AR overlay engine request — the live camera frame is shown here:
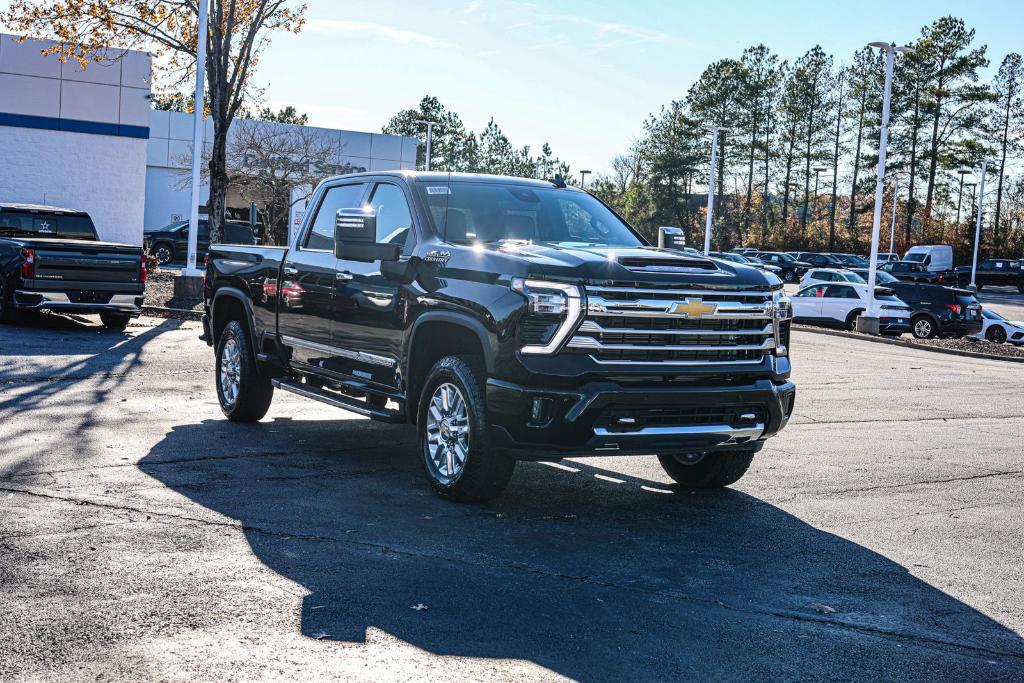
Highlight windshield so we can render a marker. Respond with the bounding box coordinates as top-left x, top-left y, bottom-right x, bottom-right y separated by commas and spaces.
904, 252, 928, 263
766, 252, 796, 262
844, 272, 867, 284
873, 271, 898, 283
415, 181, 643, 247
982, 309, 1005, 321
0, 212, 97, 240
